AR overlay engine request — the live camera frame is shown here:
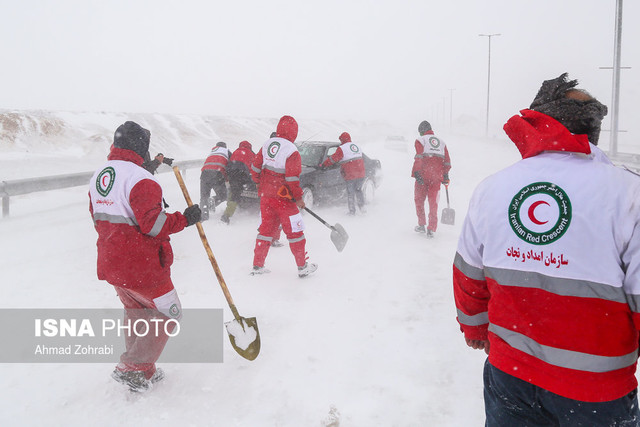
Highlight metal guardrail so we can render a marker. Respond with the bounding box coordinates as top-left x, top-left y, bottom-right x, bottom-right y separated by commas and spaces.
1, 159, 203, 218
609, 152, 640, 174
